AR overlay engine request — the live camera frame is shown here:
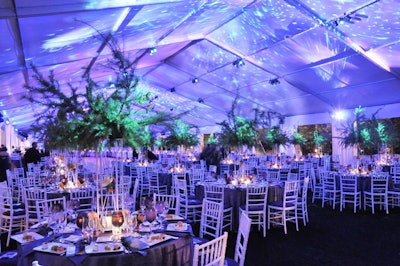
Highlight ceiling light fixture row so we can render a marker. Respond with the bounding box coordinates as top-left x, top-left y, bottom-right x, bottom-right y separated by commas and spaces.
148, 47, 157, 55
269, 78, 280, 85
232, 58, 245, 68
